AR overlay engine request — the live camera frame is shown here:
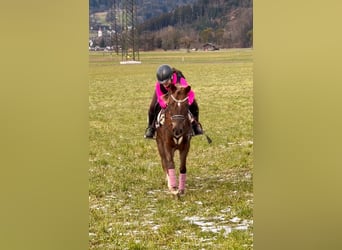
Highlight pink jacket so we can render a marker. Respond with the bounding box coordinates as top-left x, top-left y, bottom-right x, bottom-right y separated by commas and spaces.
155, 72, 195, 109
